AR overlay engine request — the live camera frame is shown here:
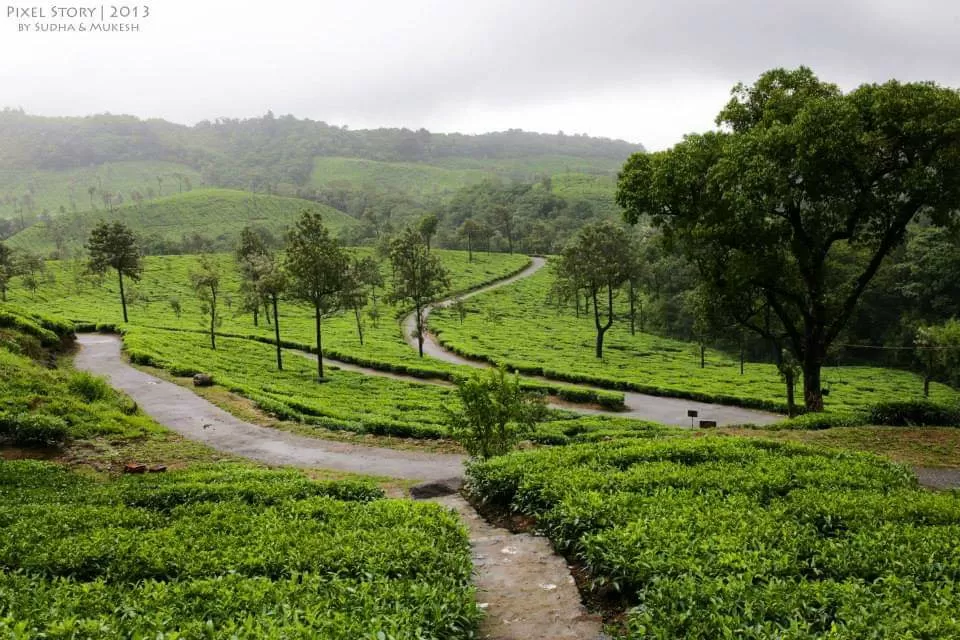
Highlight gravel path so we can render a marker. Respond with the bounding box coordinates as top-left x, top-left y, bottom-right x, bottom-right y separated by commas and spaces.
403, 256, 781, 427
914, 467, 960, 490
74, 334, 465, 481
